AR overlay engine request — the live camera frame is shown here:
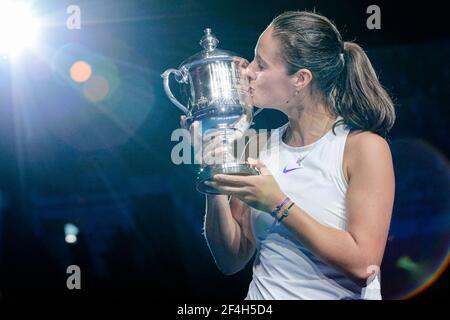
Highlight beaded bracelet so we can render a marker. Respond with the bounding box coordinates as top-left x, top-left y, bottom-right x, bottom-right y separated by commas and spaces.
277, 201, 295, 224
270, 197, 291, 218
